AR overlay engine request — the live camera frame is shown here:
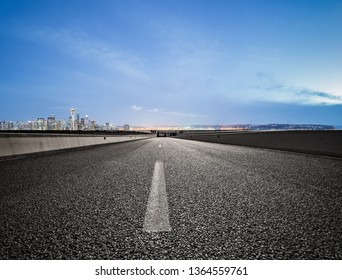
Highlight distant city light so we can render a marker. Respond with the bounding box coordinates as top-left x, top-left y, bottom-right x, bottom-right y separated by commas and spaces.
0, 109, 336, 133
